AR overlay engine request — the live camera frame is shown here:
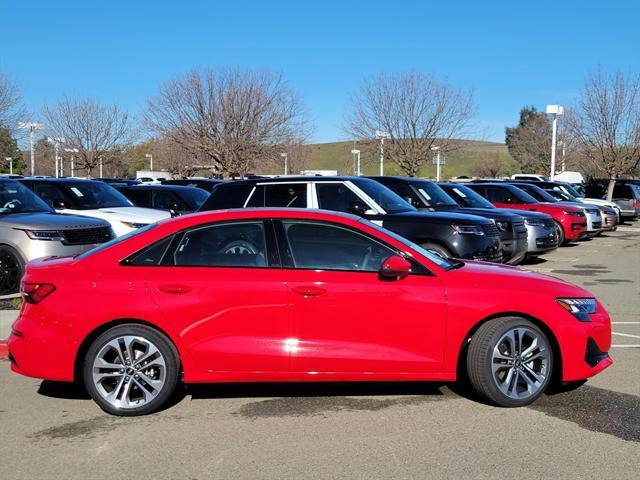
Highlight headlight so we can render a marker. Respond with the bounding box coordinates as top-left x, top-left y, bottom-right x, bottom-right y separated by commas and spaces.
121, 221, 148, 229
563, 210, 584, 217
451, 224, 484, 235
556, 297, 597, 322
23, 230, 62, 241
524, 217, 544, 226
495, 220, 508, 232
